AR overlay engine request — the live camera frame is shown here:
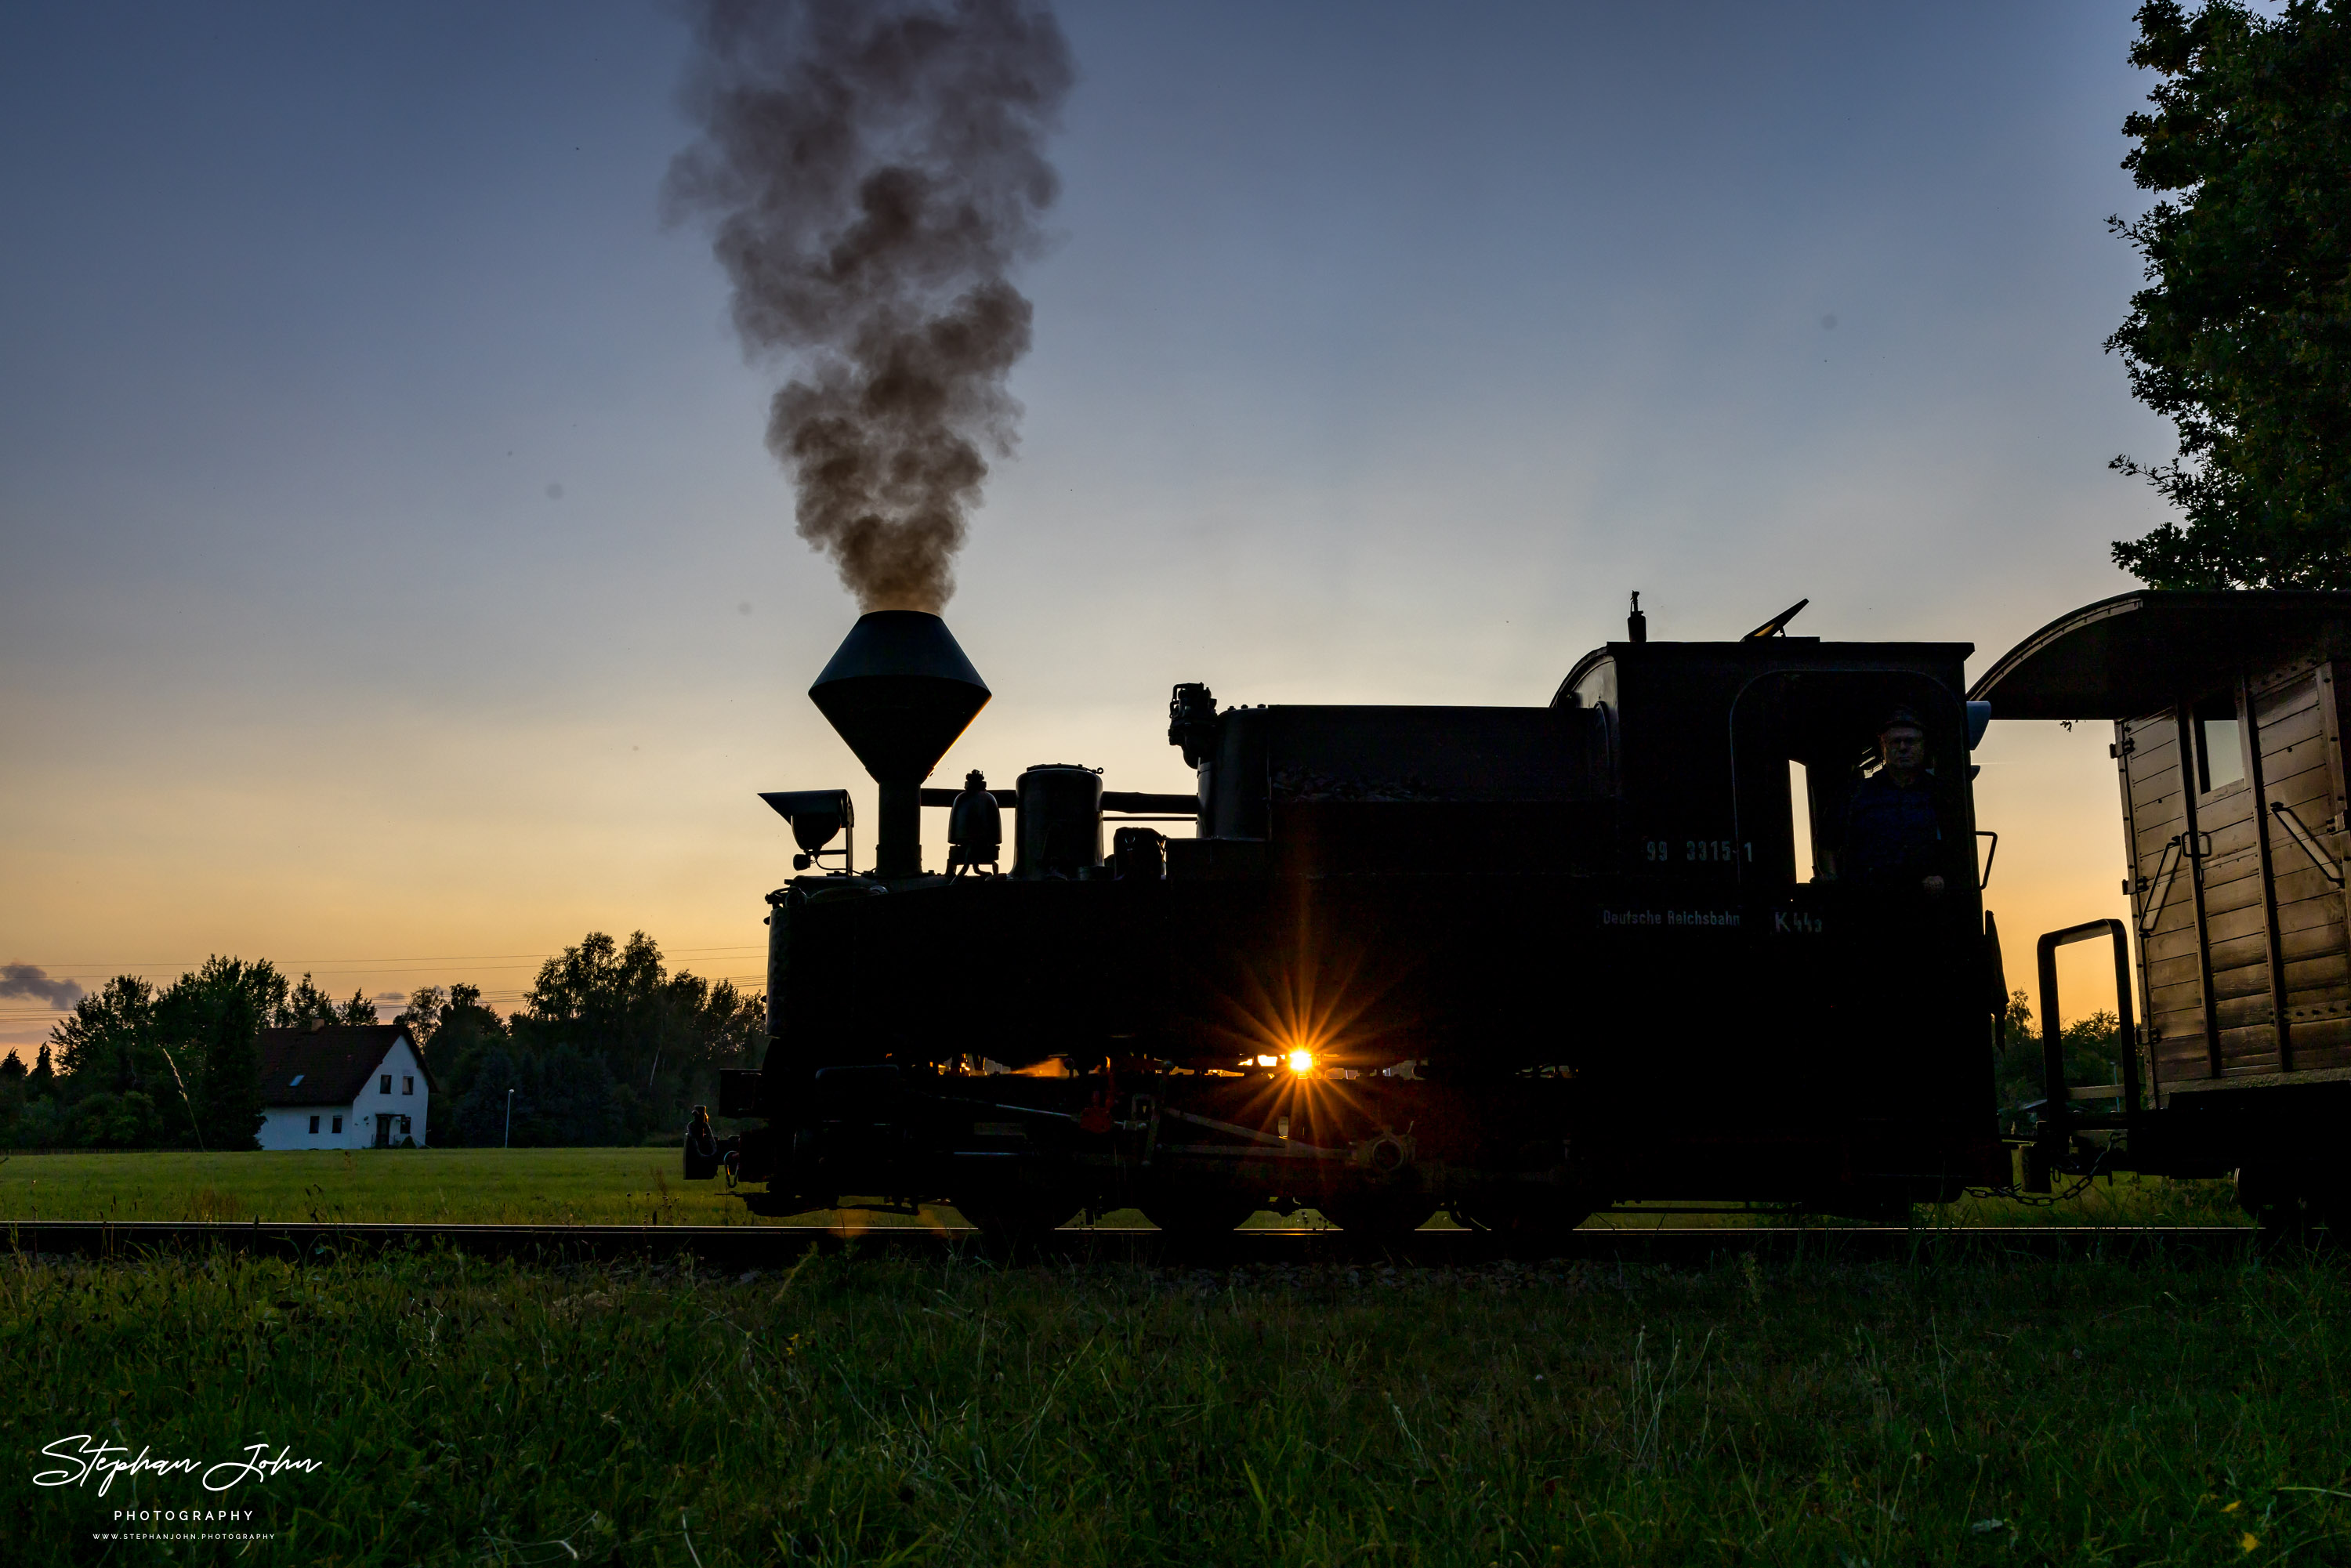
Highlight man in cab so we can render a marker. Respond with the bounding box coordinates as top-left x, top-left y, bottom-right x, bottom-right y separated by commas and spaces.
1835, 706, 1952, 896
